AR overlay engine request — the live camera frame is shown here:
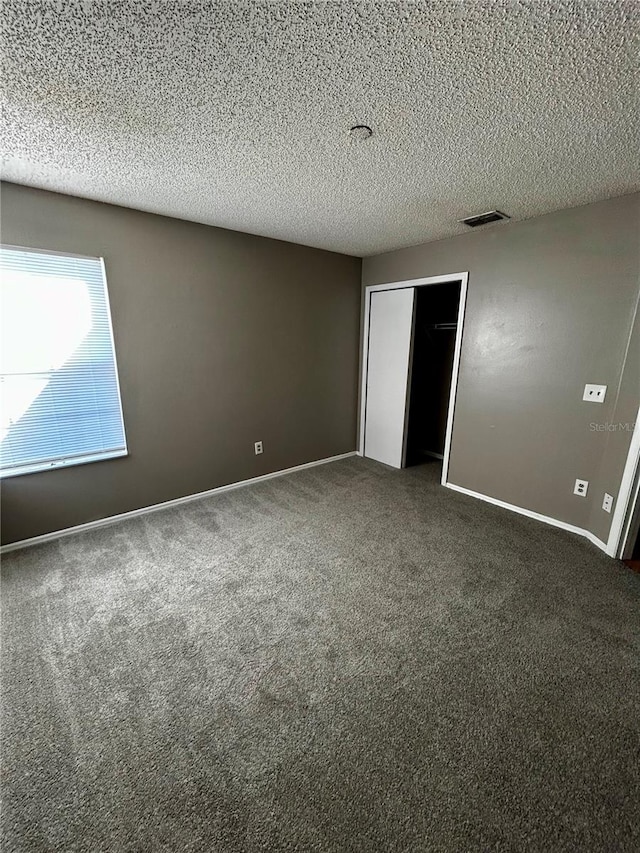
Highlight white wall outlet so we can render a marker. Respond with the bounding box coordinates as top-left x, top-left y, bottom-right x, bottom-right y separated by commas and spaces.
602, 493, 614, 513
582, 384, 607, 403
254, 440, 263, 455
573, 479, 589, 497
